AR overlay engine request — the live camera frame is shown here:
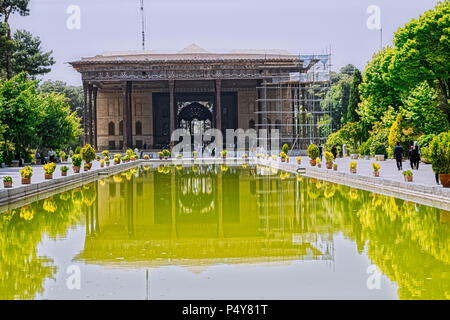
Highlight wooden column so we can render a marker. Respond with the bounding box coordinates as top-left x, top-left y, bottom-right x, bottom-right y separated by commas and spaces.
215, 79, 222, 131
83, 82, 88, 145
88, 83, 93, 146
93, 87, 98, 150
122, 81, 133, 150
169, 80, 175, 148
